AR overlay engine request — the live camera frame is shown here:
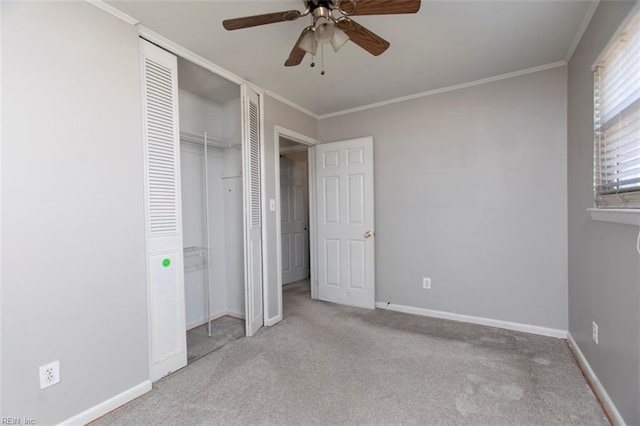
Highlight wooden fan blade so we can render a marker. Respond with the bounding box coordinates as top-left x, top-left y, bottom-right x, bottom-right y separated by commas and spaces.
340, 0, 421, 16
285, 28, 311, 67
337, 19, 390, 56
223, 10, 301, 30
